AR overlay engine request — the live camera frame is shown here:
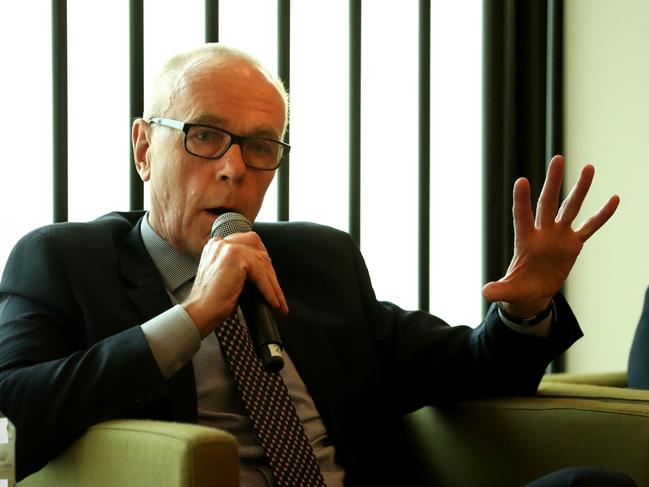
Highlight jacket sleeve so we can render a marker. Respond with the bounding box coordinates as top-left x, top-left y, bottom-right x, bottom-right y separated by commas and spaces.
342, 228, 584, 413
0, 226, 170, 480
268, 222, 584, 415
